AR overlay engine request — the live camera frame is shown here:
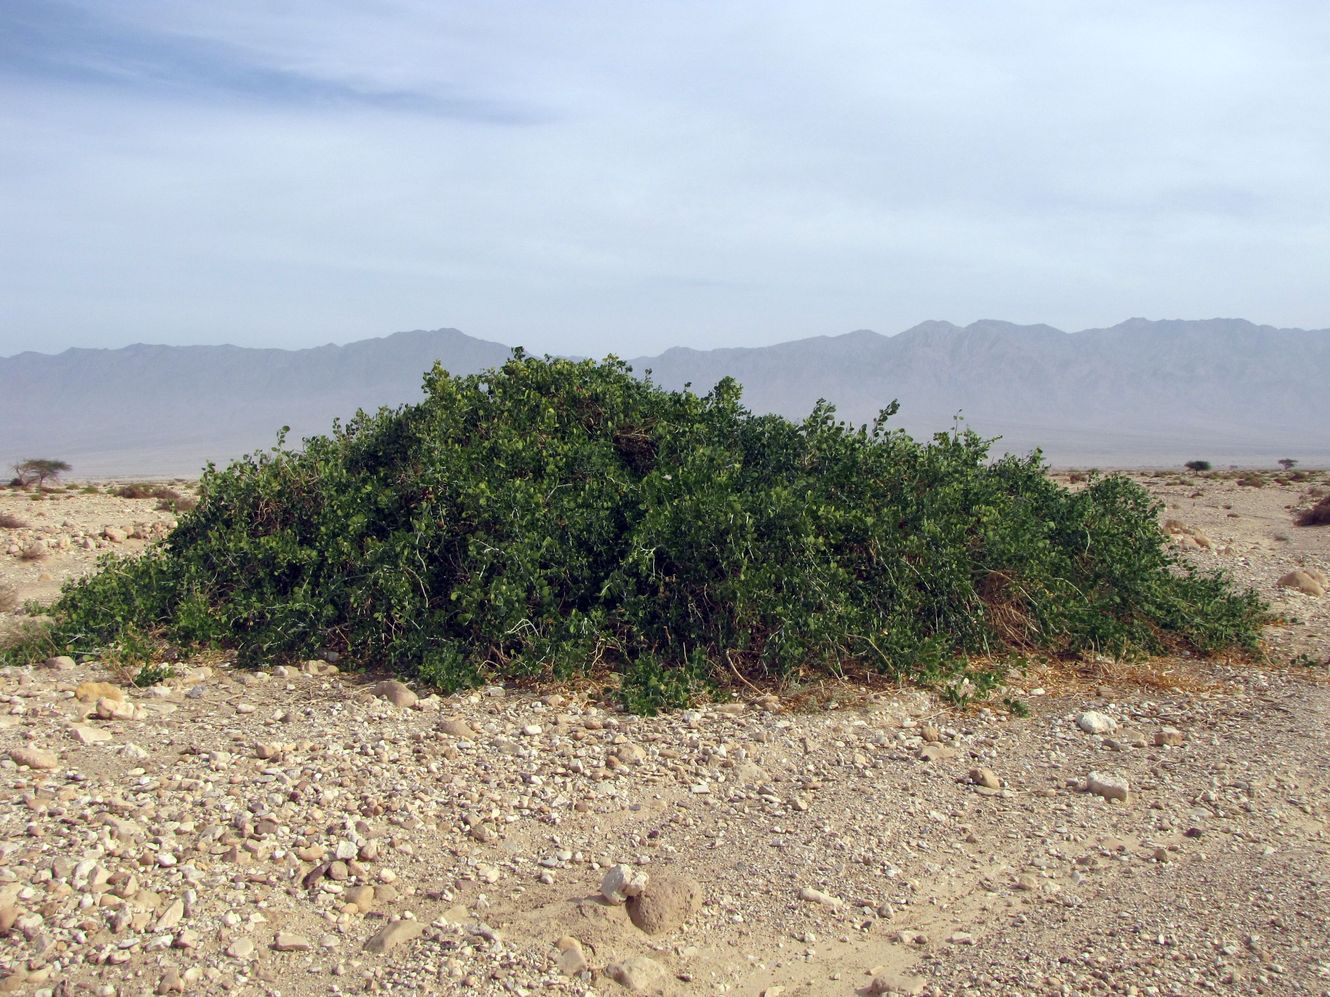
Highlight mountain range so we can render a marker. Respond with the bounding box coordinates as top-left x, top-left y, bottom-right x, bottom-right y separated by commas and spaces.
3, 318, 1327, 476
